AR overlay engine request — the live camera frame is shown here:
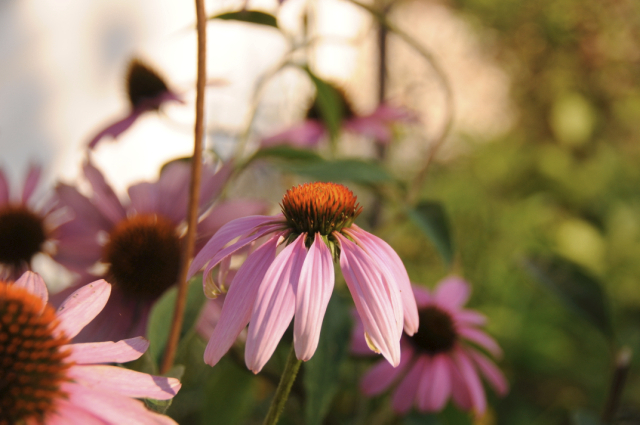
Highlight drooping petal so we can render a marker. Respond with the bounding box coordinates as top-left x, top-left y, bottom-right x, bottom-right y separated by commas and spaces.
447, 354, 473, 411
245, 235, 307, 373
294, 233, 335, 361
453, 347, 487, 414
203, 236, 278, 367
360, 343, 413, 396
65, 337, 149, 365
47, 398, 106, 425
14, 271, 48, 304
434, 276, 471, 310
88, 109, 145, 150
55, 184, 113, 233
369, 104, 419, 123
56, 280, 111, 339
188, 215, 283, 278
196, 297, 225, 340
466, 347, 509, 396
196, 199, 270, 250
391, 356, 426, 414
458, 327, 503, 359
343, 116, 392, 142
155, 161, 192, 225
198, 162, 234, 212
336, 233, 402, 366
261, 120, 326, 148
21, 163, 41, 204
349, 226, 419, 335
128, 182, 159, 215
62, 382, 178, 425
83, 161, 126, 225
349, 310, 376, 357
0, 168, 9, 205
67, 365, 181, 400
455, 310, 487, 327
417, 353, 451, 412
411, 285, 432, 307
